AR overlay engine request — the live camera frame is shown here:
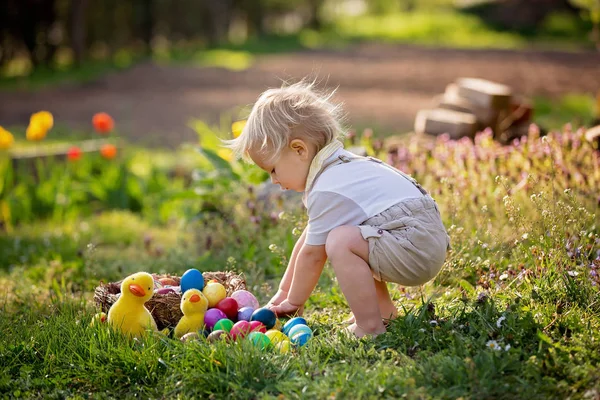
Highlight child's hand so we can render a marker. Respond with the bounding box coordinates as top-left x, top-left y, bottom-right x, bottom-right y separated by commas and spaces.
268, 299, 304, 318
266, 289, 288, 307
